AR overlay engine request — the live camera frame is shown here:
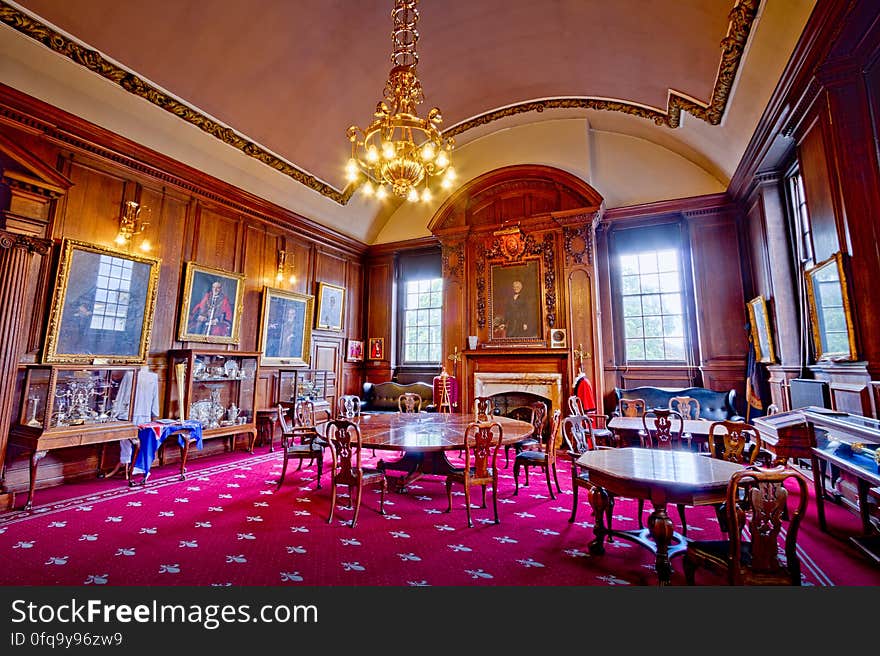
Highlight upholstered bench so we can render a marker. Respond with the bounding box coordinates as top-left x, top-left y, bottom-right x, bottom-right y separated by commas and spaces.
362, 381, 437, 413
614, 386, 743, 422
